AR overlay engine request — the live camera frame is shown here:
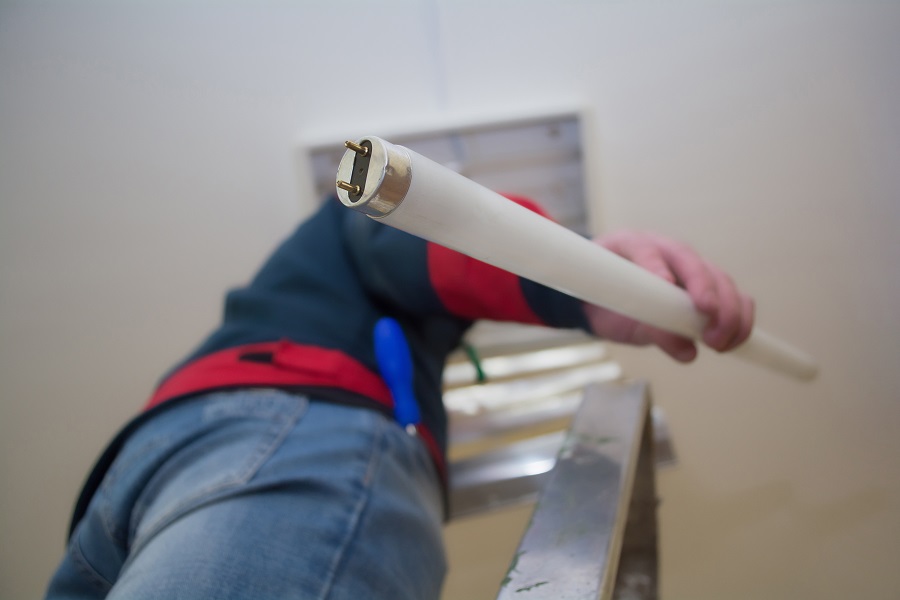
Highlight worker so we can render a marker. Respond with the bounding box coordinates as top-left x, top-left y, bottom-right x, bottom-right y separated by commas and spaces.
45, 194, 753, 600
